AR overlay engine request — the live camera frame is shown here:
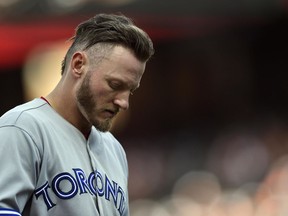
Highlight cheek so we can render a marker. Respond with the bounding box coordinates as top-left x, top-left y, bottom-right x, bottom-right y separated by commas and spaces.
89, 77, 114, 102
91, 85, 114, 102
